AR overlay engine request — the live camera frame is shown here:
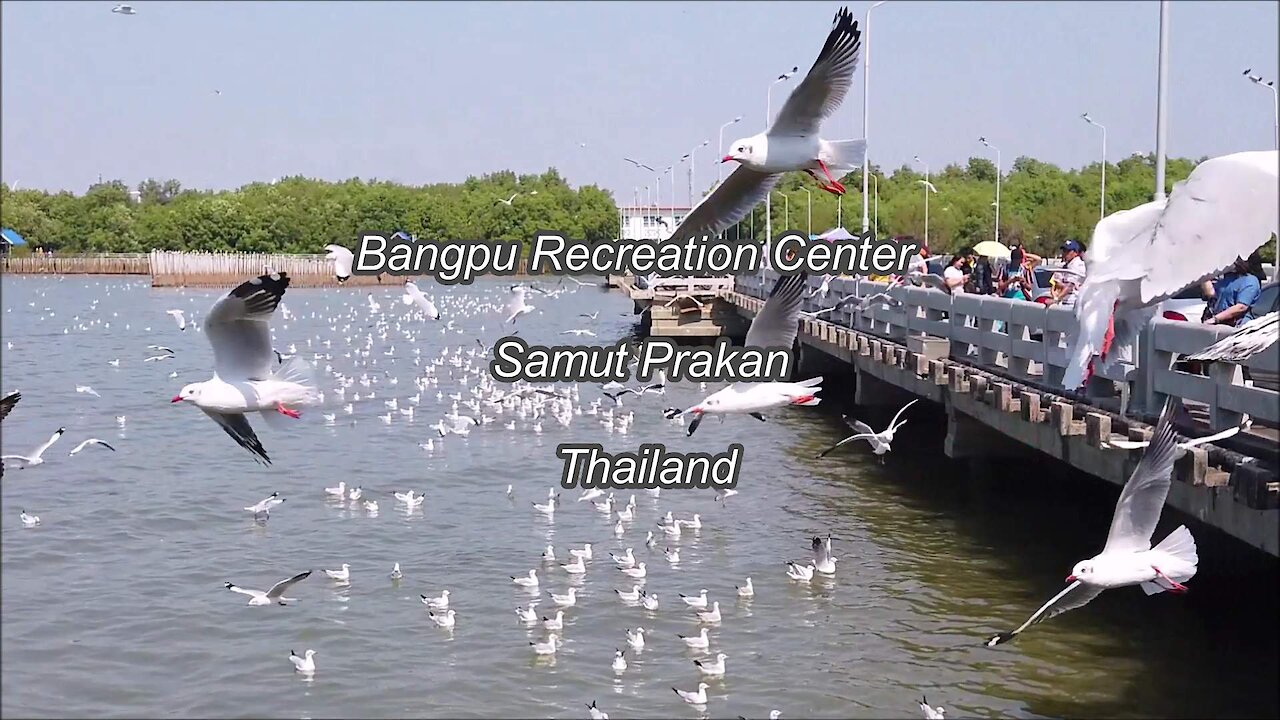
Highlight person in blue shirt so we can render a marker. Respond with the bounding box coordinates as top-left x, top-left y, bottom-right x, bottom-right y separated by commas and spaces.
1202, 251, 1265, 327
